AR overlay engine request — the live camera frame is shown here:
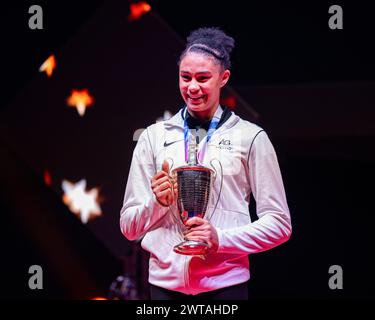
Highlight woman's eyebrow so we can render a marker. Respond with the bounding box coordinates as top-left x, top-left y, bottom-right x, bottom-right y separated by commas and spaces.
180, 71, 212, 75
196, 71, 211, 75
